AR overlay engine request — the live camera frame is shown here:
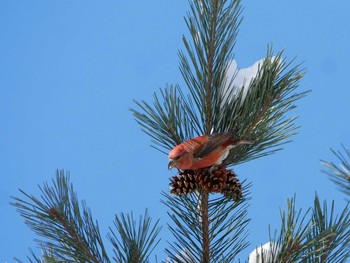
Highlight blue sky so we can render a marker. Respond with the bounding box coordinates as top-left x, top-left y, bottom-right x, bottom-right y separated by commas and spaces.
1, 0, 350, 261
